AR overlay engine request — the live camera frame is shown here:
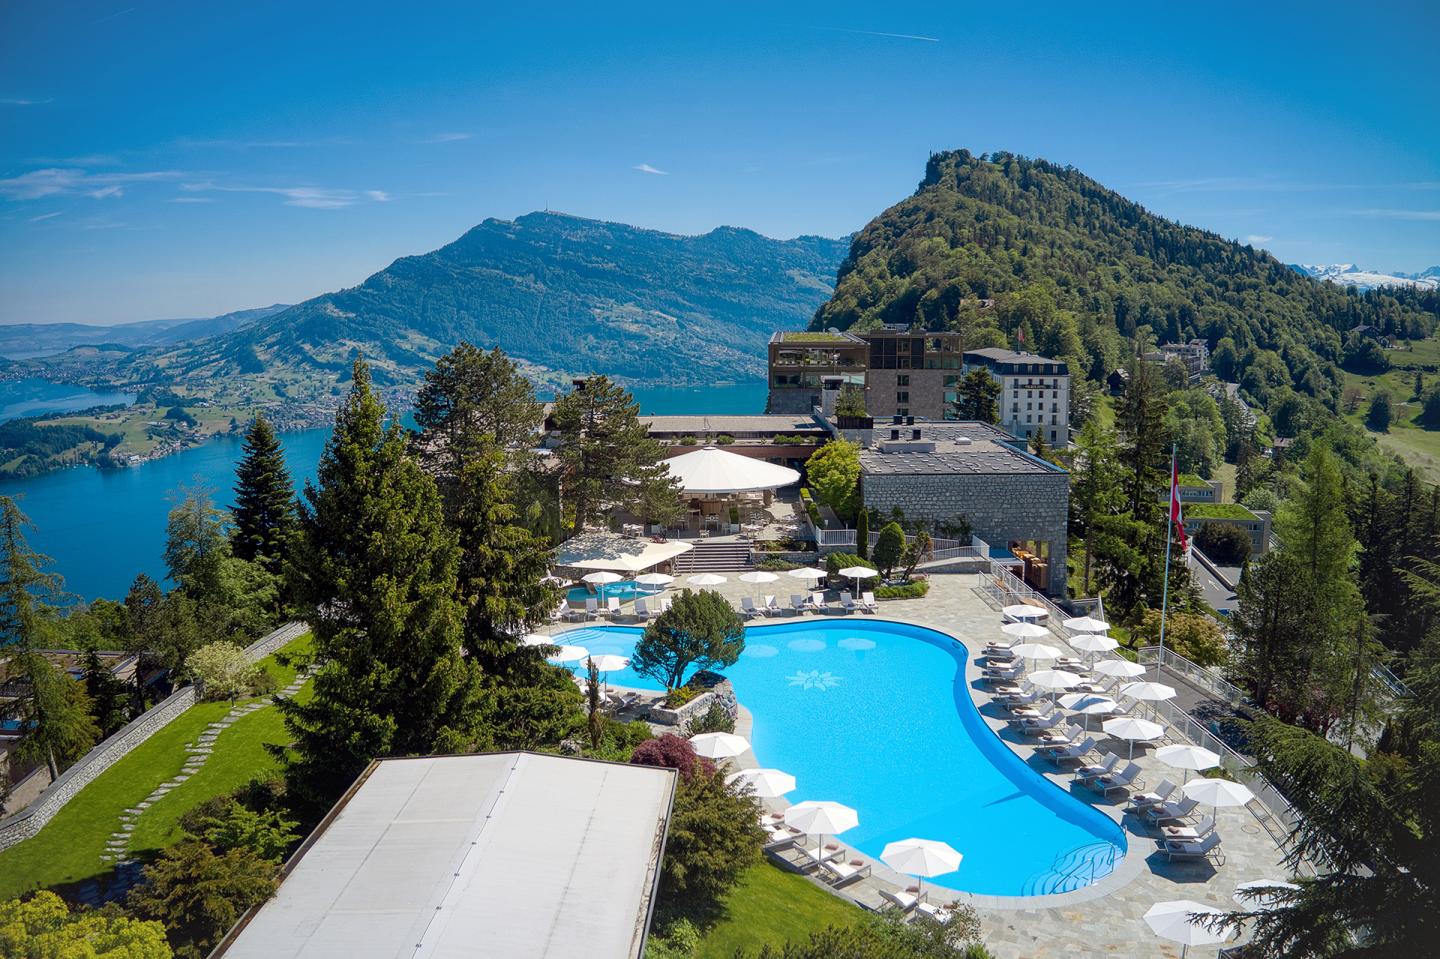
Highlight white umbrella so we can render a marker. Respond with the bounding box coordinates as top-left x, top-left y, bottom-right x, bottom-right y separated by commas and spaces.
689, 573, 728, 587
541, 574, 572, 586
1028, 669, 1080, 700
1233, 879, 1300, 911
1093, 658, 1147, 679
1155, 744, 1221, 783
787, 567, 828, 582
1002, 604, 1046, 621
784, 800, 859, 860
1144, 900, 1229, 958
738, 570, 780, 584
546, 644, 590, 664
1059, 693, 1121, 730
1009, 642, 1061, 662
520, 632, 554, 647
583, 569, 623, 603
1183, 778, 1256, 808
880, 837, 963, 899
725, 767, 796, 798
1069, 634, 1119, 657
664, 445, 801, 494
585, 654, 630, 672
1001, 621, 1049, 640
837, 564, 878, 596
634, 572, 674, 589
688, 732, 750, 760
1119, 681, 1178, 702
1103, 716, 1164, 758
1063, 615, 1110, 633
